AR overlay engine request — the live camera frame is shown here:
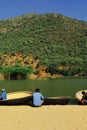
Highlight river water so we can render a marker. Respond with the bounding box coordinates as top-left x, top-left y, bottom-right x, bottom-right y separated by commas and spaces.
0, 77, 87, 99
